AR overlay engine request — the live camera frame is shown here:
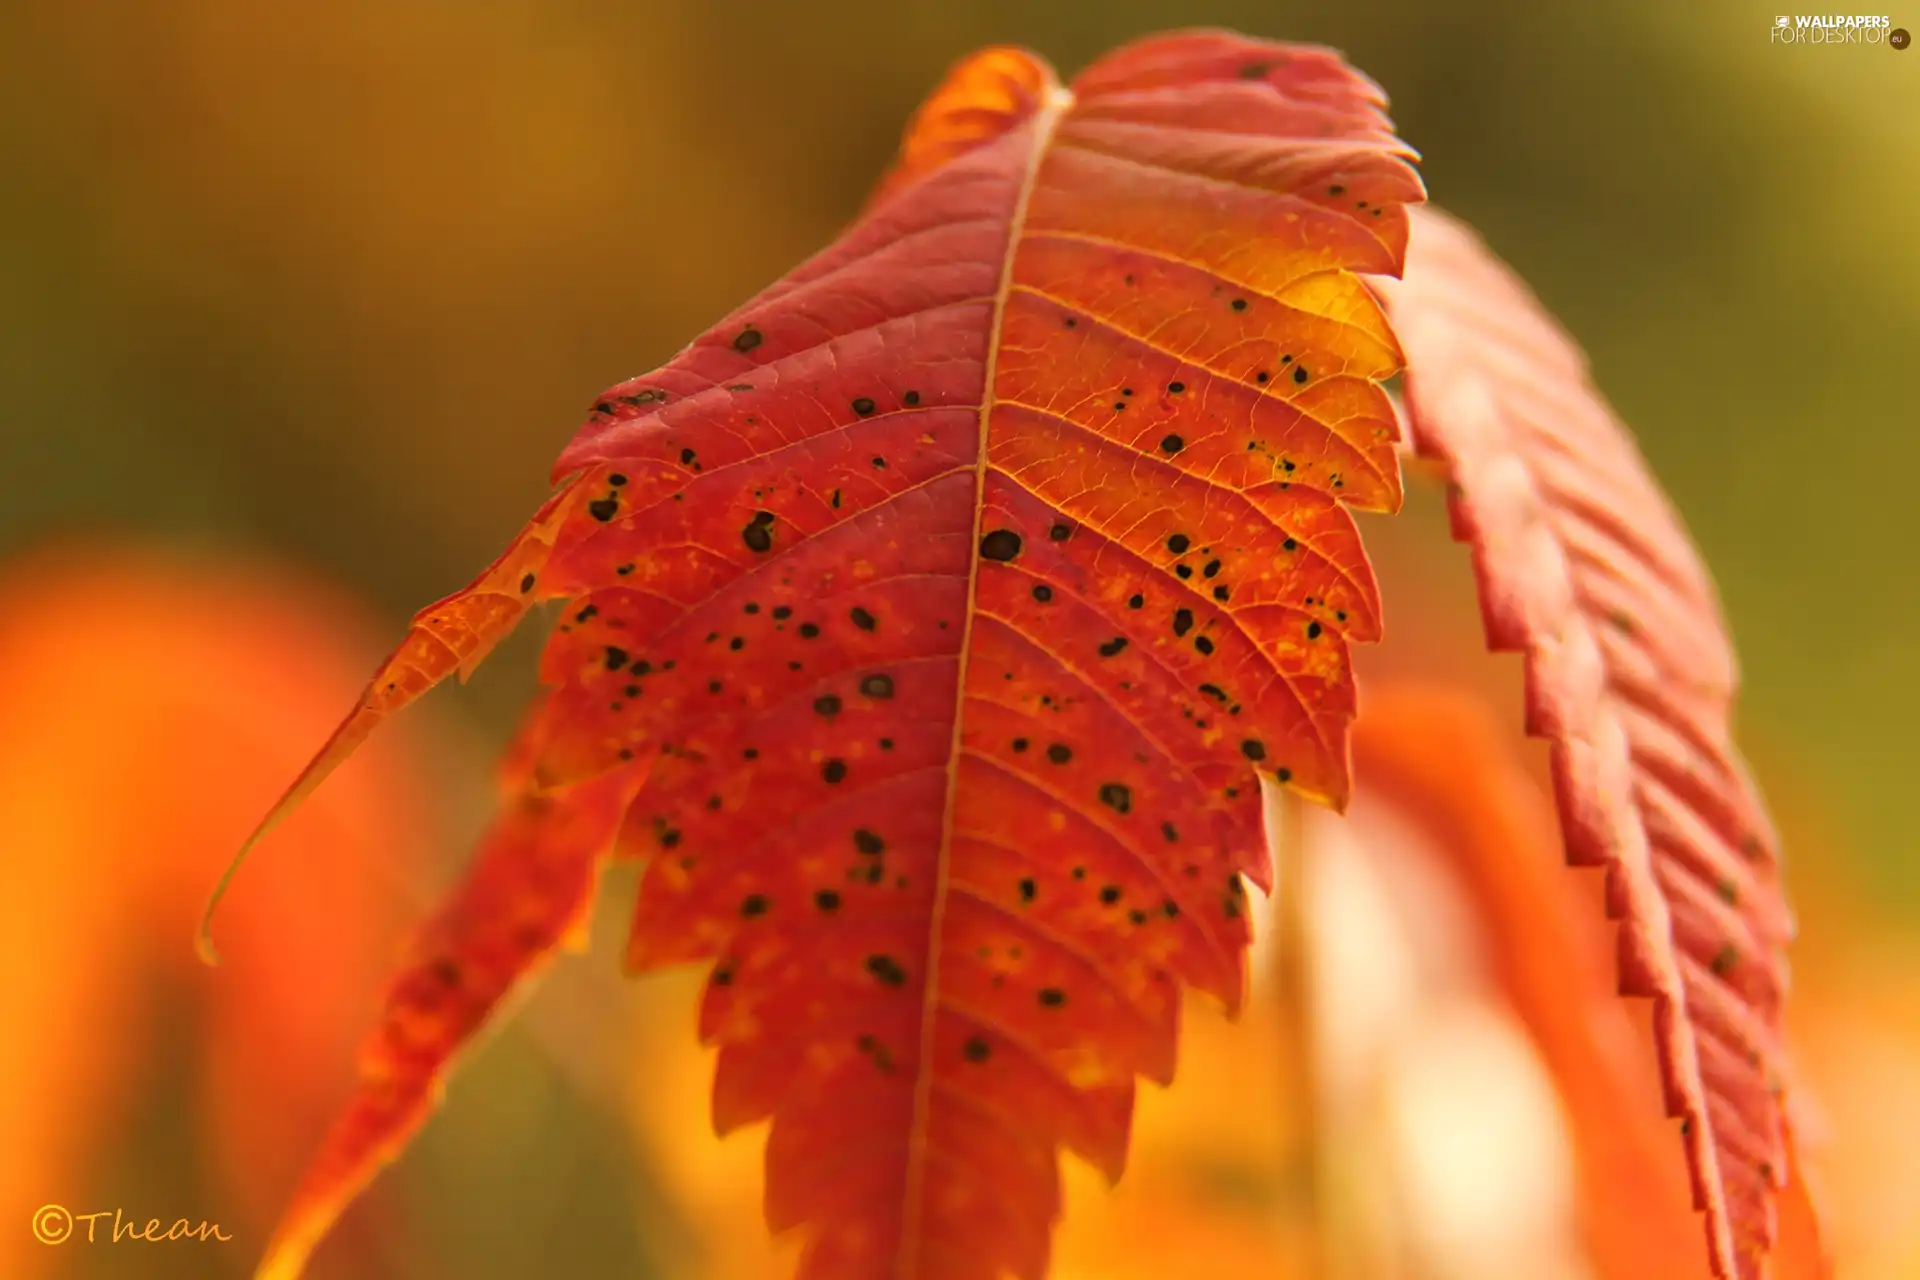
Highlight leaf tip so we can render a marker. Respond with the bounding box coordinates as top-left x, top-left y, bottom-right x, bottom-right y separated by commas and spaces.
195, 829, 262, 968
